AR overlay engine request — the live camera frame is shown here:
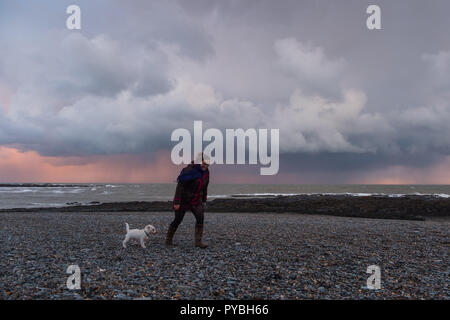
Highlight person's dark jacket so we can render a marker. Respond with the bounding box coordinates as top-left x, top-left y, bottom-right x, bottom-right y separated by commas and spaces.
173, 163, 209, 207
